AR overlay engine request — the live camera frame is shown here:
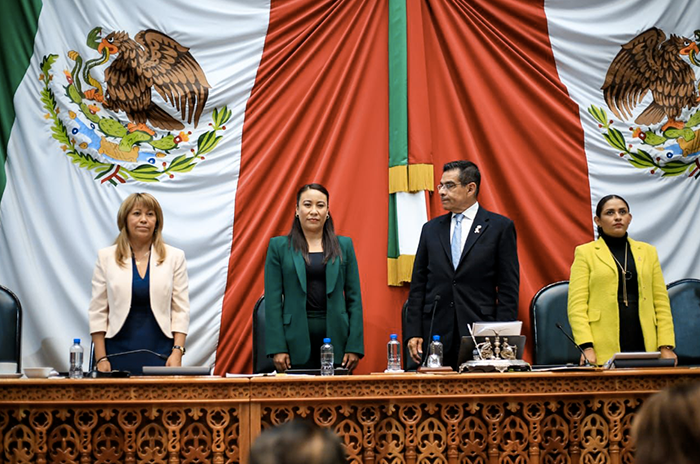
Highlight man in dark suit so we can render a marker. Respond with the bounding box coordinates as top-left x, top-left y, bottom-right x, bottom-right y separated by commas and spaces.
405, 160, 519, 369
